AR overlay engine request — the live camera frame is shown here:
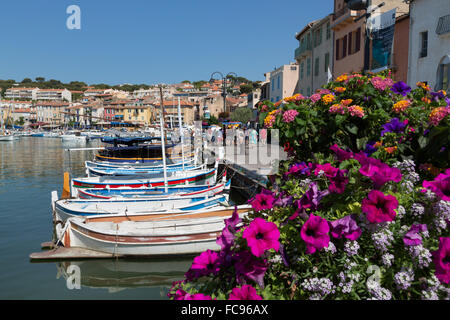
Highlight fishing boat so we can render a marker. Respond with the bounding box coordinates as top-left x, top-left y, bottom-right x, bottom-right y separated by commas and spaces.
71, 167, 217, 197
61, 131, 88, 142
84, 158, 196, 170
85, 162, 205, 177
55, 206, 251, 256
0, 134, 14, 141
77, 179, 229, 200
53, 192, 229, 222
